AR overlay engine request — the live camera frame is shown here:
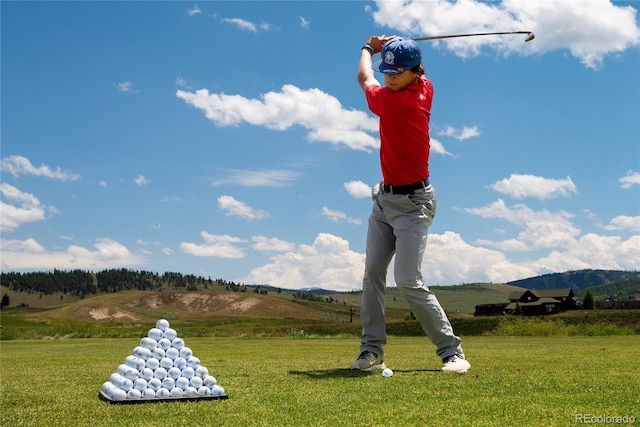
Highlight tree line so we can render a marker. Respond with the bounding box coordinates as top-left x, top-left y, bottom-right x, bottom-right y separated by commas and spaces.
0, 269, 232, 297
